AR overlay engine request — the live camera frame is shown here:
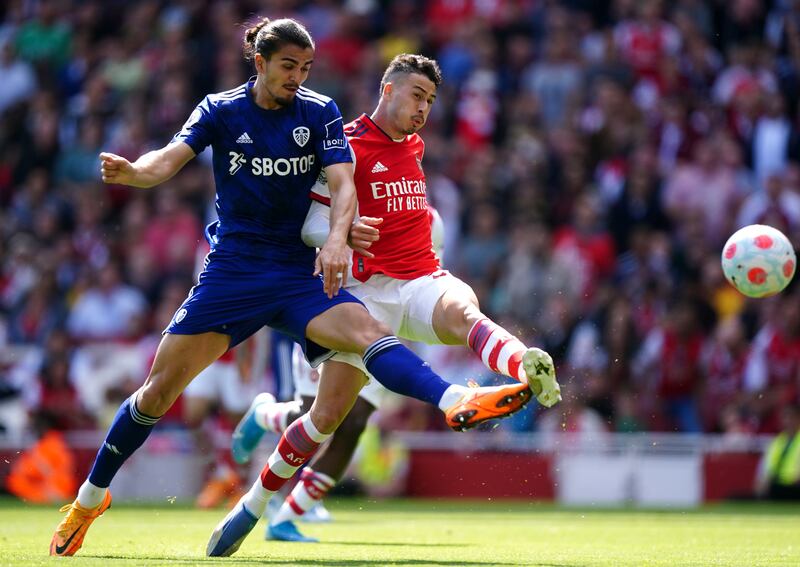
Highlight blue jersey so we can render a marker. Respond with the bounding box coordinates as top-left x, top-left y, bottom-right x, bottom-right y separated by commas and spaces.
172, 79, 352, 265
